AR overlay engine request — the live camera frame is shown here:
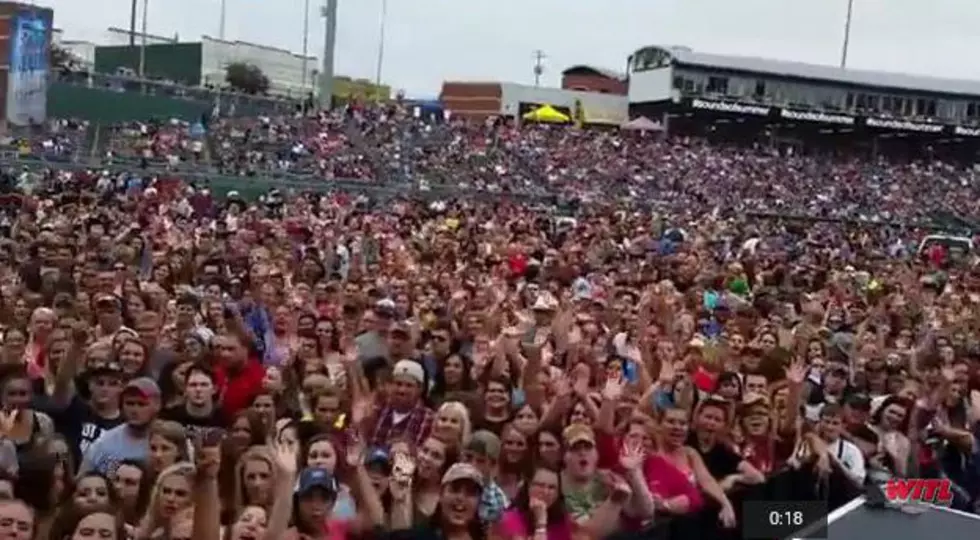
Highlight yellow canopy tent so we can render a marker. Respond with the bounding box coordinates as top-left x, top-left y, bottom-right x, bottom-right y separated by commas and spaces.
522, 105, 571, 123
